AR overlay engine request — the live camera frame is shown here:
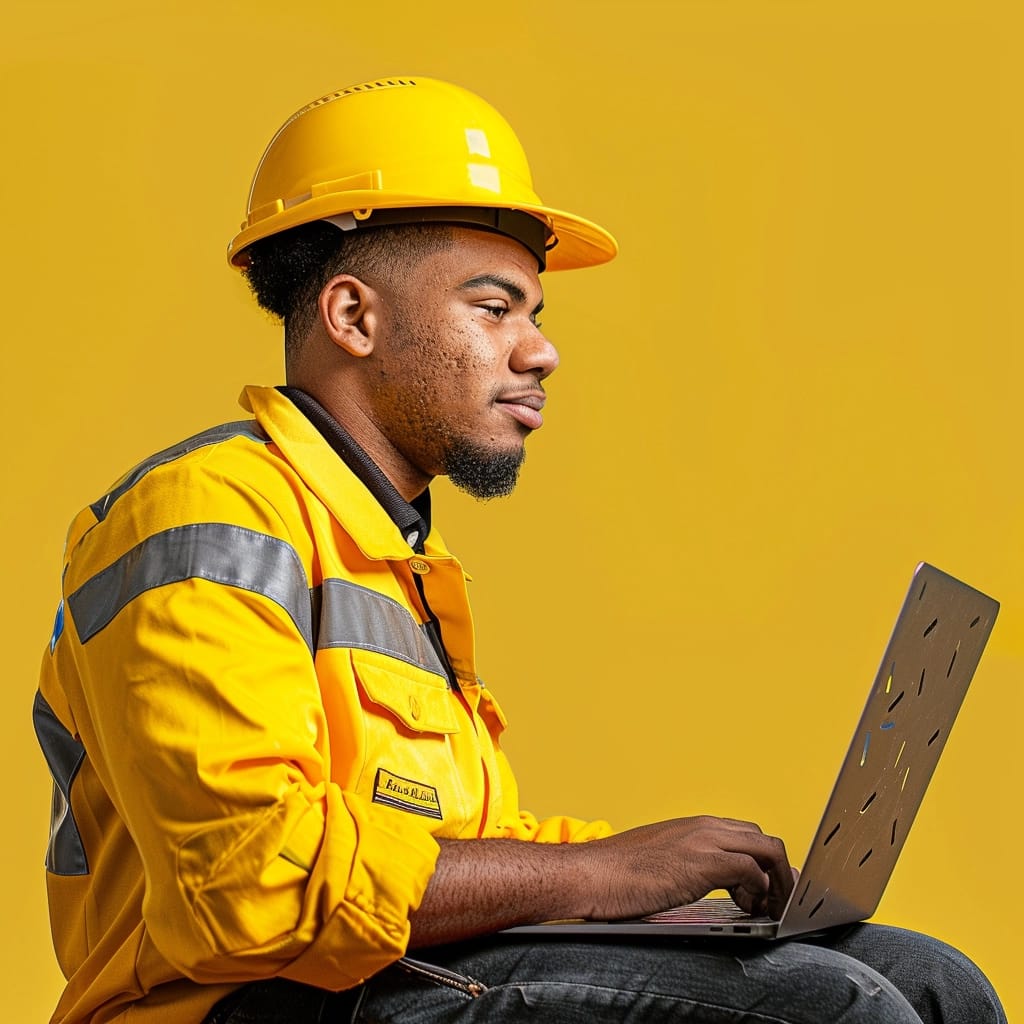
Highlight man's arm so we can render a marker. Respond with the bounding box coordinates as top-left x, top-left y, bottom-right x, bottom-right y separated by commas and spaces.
409, 815, 794, 947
